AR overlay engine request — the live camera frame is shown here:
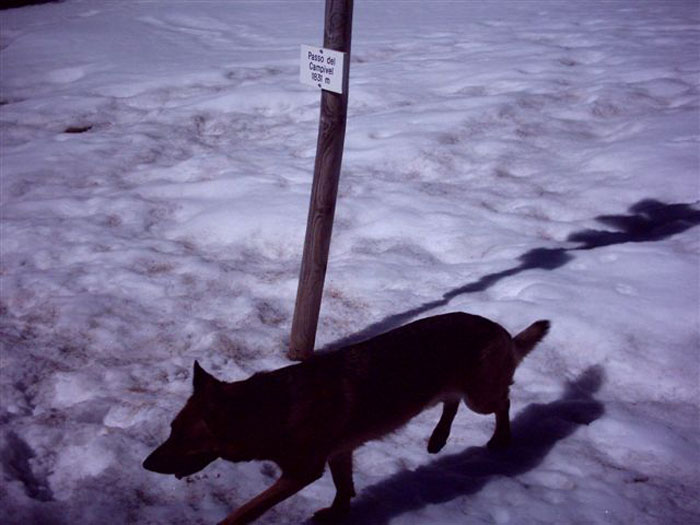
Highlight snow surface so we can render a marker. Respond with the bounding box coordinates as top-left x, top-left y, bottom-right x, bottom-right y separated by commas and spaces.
1, 1, 699, 524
